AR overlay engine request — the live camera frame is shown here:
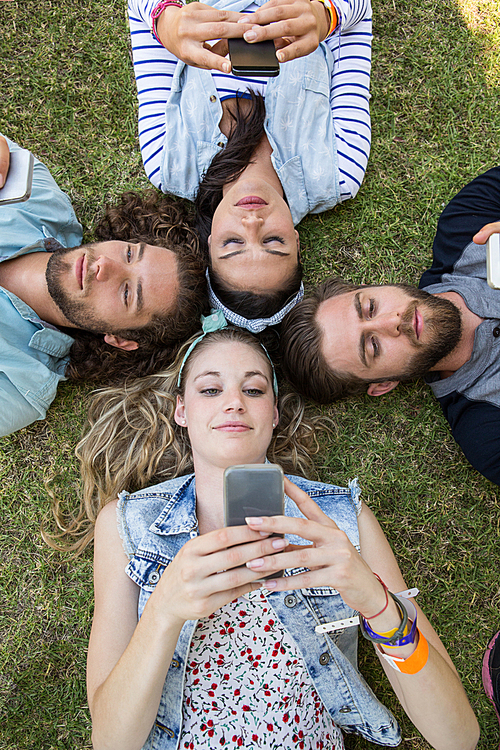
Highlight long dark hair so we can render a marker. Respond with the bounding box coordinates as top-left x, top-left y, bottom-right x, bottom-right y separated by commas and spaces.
194, 92, 302, 319
194, 91, 267, 250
